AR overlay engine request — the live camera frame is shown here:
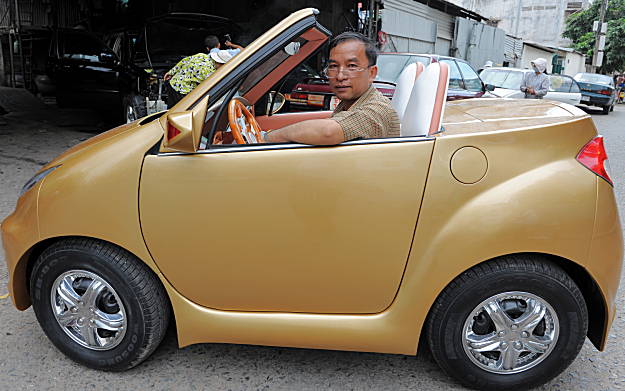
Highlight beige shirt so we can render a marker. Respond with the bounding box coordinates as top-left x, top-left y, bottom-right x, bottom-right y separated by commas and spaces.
331, 86, 401, 141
